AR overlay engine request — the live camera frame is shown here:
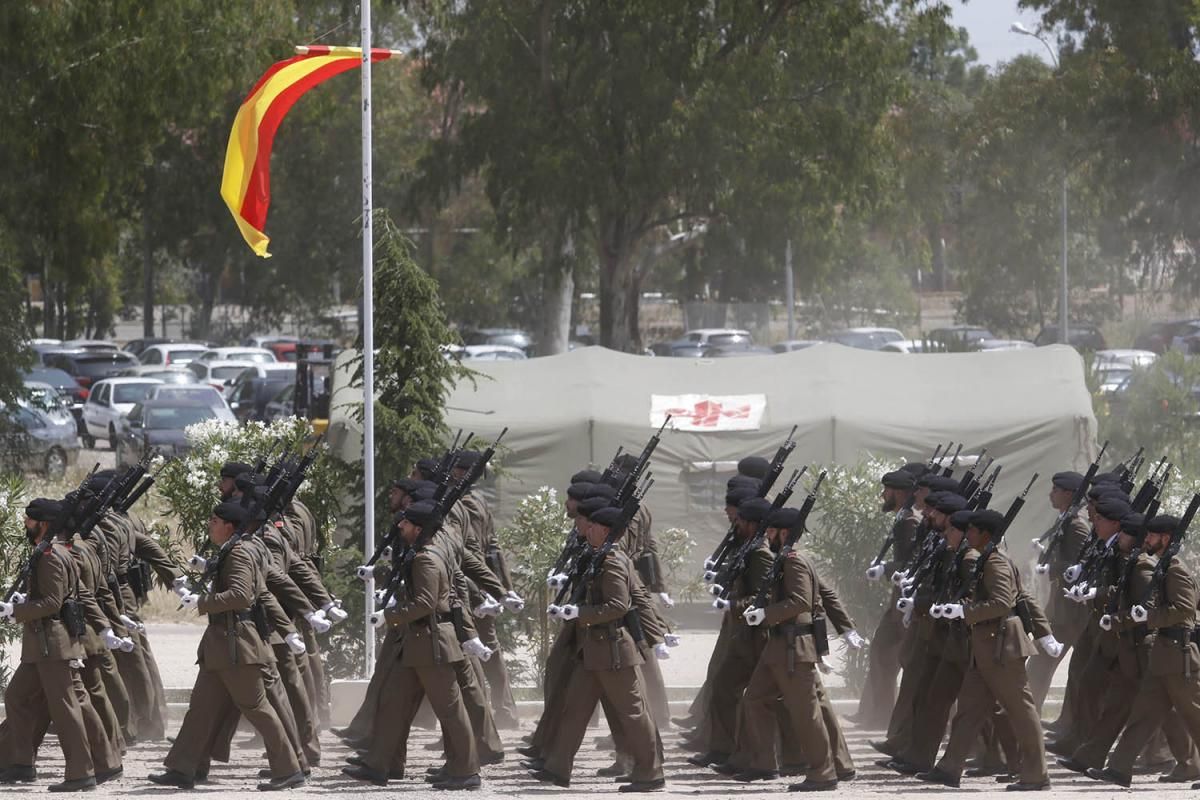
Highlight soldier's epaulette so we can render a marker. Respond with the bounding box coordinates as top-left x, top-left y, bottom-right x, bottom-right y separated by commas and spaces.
785, 551, 797, 559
